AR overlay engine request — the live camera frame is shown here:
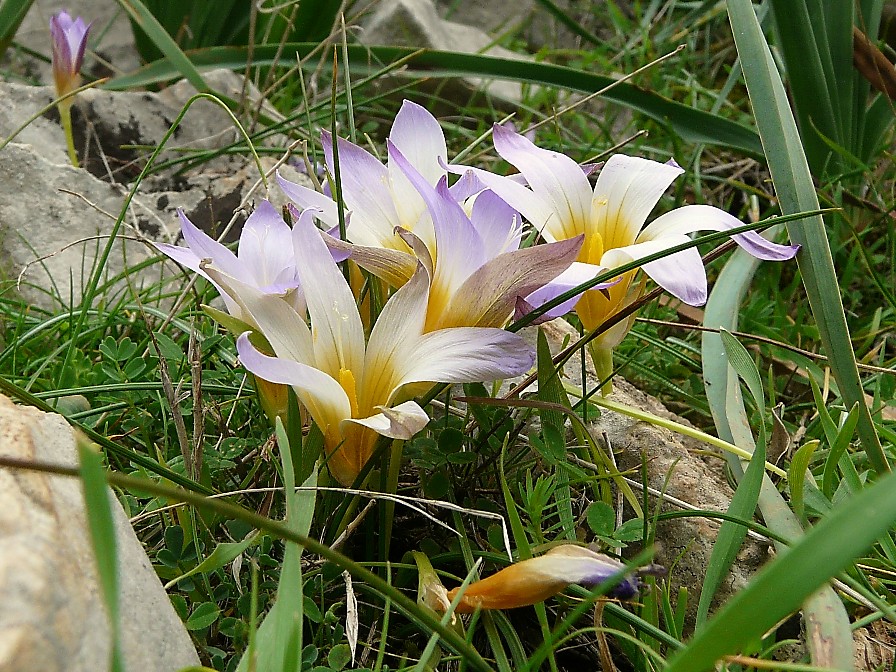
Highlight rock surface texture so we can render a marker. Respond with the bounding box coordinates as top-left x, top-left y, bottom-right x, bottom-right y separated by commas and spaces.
0, 395, 200, 671
0, 69, 312, 309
